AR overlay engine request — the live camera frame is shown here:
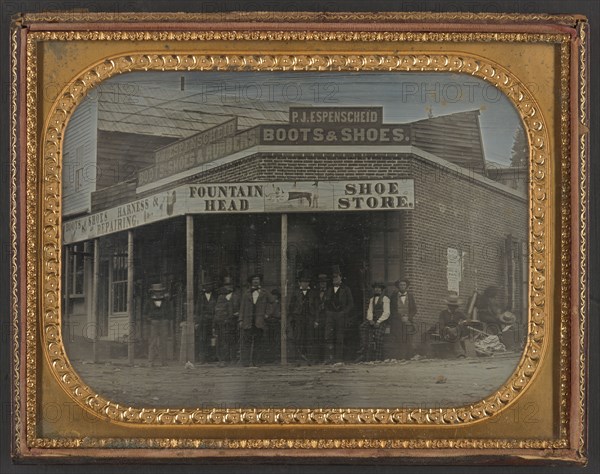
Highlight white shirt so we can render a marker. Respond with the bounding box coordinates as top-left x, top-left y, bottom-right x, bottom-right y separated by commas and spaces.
399, 293, 407, 304
333, 286, 340, 294
252, 289, 260, 304
225, 293, 232, 301
204, 293, 212, 302
366, 295, 391, 323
